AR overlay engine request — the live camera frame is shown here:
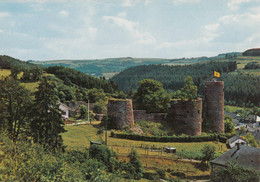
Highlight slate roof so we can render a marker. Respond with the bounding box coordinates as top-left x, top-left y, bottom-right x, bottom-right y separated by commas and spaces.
210, 145, 260, 170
